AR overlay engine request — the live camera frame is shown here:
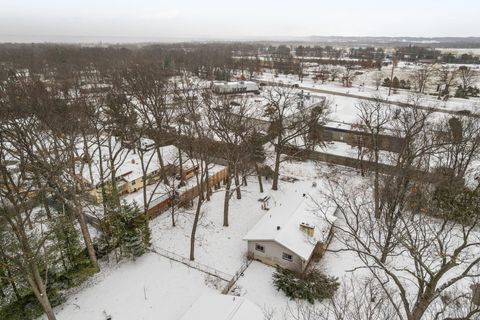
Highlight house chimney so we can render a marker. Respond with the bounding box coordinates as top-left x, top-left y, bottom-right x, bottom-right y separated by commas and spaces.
299, 222, 315, 237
